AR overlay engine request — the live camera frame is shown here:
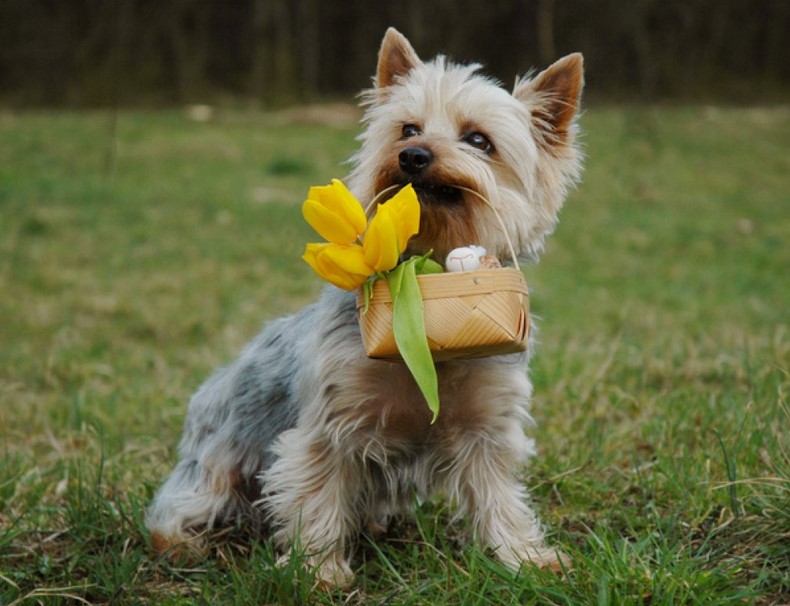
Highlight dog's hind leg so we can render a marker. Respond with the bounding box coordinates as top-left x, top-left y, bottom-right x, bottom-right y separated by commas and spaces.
146, 391, 265, 557
146, 323, 302, 557
146, 454, 254, 558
